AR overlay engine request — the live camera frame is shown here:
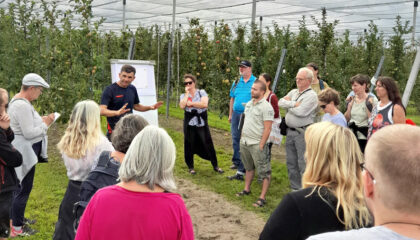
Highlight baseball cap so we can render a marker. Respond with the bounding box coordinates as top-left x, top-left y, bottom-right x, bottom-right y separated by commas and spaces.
22, 73, 50, 88
238, 60, 252, 68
